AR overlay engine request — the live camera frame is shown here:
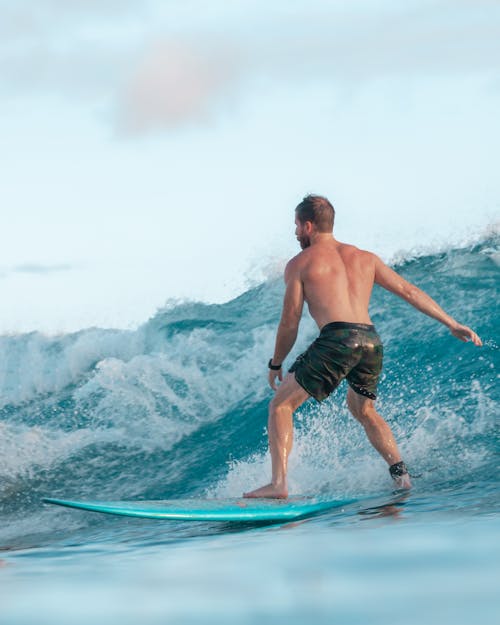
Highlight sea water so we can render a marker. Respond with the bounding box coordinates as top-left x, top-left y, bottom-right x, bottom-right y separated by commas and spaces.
0, 235, 499, 624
